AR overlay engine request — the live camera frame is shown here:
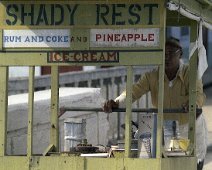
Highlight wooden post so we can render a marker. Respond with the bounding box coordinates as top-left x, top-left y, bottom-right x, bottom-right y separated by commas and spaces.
27, 66, 35, 157
125, 66, 133, 158
0, 67, 8, 156
50, 66, 59, 151
188, 21, 198, 156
